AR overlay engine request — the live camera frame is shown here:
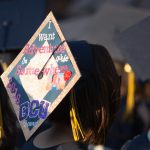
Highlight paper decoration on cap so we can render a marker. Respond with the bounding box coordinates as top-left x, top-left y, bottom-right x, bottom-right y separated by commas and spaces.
0, 12, 81, 140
